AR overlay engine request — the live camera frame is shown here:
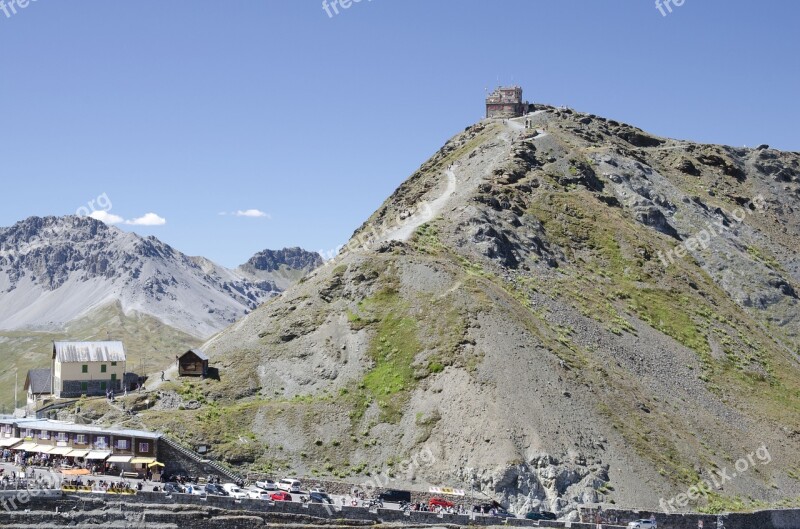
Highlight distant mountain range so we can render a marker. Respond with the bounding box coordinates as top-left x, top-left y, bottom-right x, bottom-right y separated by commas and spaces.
0, 216, 322, 338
